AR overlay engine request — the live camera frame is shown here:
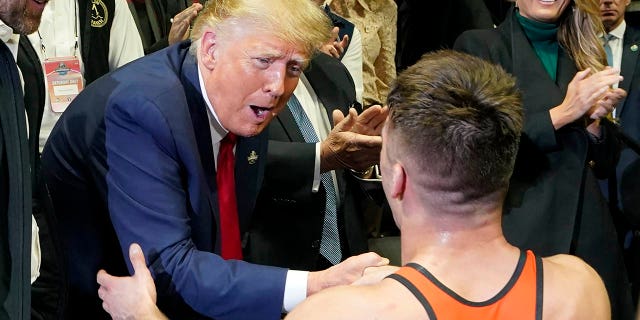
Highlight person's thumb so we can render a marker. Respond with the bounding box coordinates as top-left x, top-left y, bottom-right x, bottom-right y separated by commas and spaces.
129, 243, 149, 277
332, 109, 356, 132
